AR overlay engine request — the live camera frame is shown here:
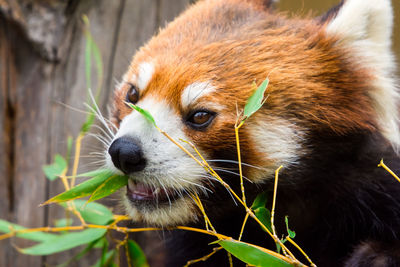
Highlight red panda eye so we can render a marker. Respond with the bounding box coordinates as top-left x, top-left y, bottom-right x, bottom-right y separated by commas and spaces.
126, 84, 139, 104
187, 110, 215, 129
